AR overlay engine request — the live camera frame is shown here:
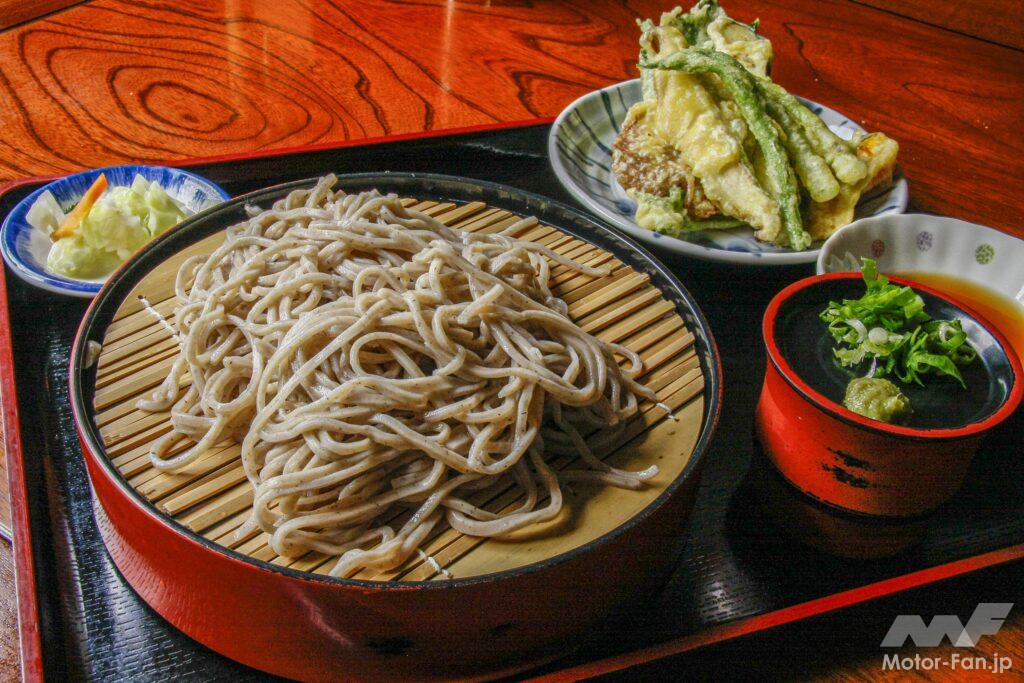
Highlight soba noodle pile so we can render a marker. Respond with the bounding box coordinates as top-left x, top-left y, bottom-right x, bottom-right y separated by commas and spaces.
140, 176, 659, 577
